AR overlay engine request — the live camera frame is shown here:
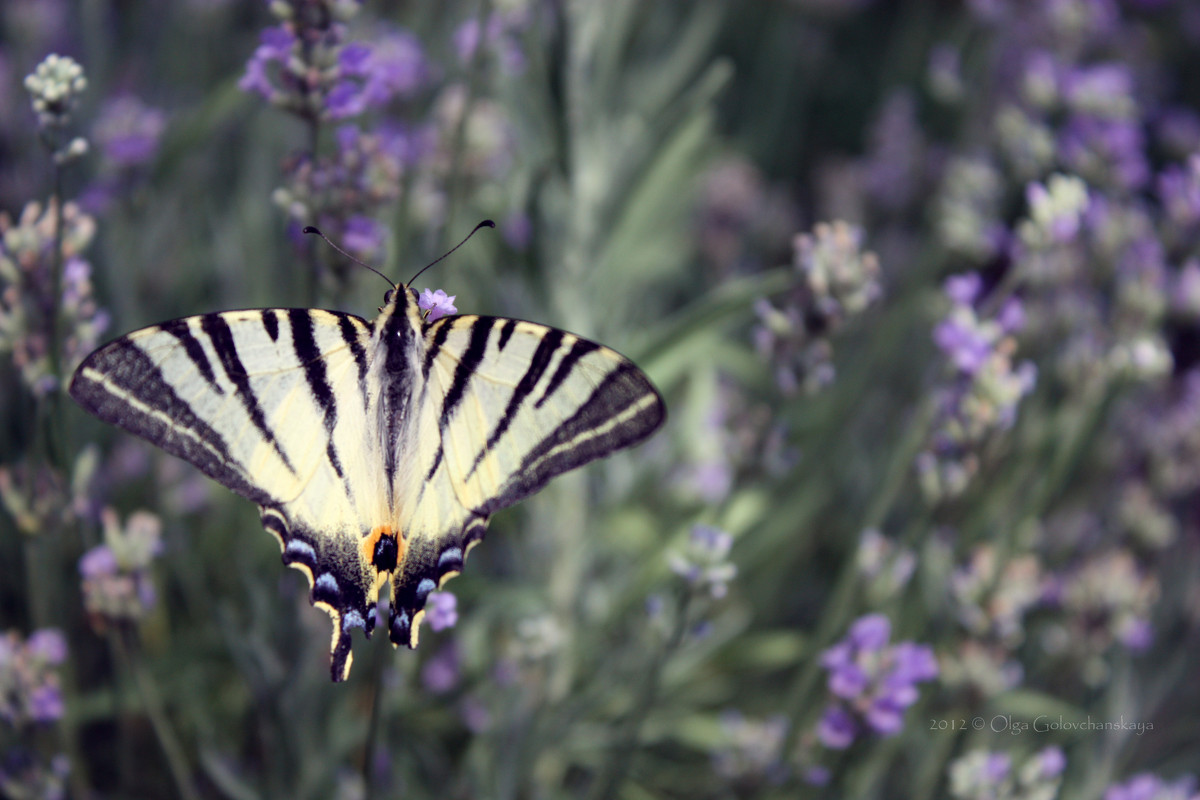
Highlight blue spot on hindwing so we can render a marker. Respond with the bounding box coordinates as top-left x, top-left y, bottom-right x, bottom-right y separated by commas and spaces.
416, 578, 436, 602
